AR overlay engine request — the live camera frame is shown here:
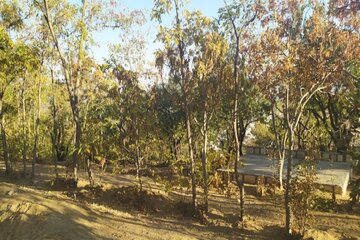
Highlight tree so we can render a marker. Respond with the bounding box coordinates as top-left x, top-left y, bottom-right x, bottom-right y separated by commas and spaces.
0, 0, 26, 31
109, 66, 152, 189
39, 0, 107, 183
190, 13, 228, 213
0, 25, 38, 175
31, 68, 43, 179
310, 88, 358, 152
152, 0, 199, 210
153, 82, 184, 165
39, 0, 83, 183
258, 0, 359, 234
218, 0, 260, 223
